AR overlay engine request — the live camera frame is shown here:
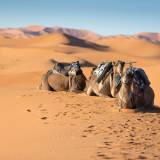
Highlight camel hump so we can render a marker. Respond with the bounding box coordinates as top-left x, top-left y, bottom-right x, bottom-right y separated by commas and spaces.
94, 61, 113, 83
133, 68, 150, 89
52, 61, 81, 76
